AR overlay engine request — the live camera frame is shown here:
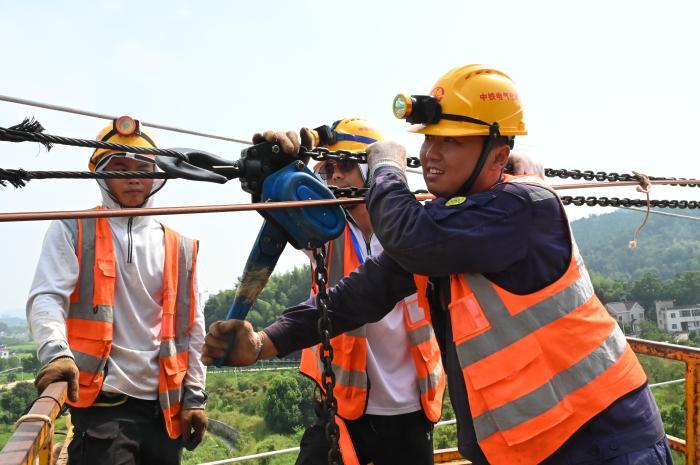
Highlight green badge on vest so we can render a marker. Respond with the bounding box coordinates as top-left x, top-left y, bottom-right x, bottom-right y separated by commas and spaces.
446, 196, 466, 206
